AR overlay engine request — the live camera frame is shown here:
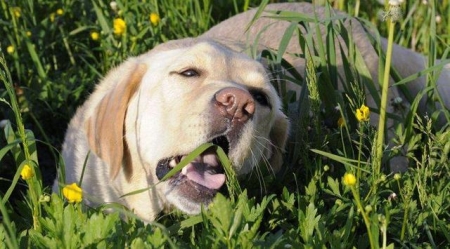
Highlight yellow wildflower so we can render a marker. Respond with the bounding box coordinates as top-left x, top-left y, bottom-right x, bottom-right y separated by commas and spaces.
13, 7, 21, 18
26, 31, 32, 37
150, 13, 160, 26
21, 164, 34, 180
90, 31, 100, 41
63, 183, 83, 203
355, 104, 370, 122
113, 18, 126, 36
7, 45, 15, 55
337, 117, 345, 127
50, 13, 56, 22
56, 9, 64, 16
343, 173, 356, 186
